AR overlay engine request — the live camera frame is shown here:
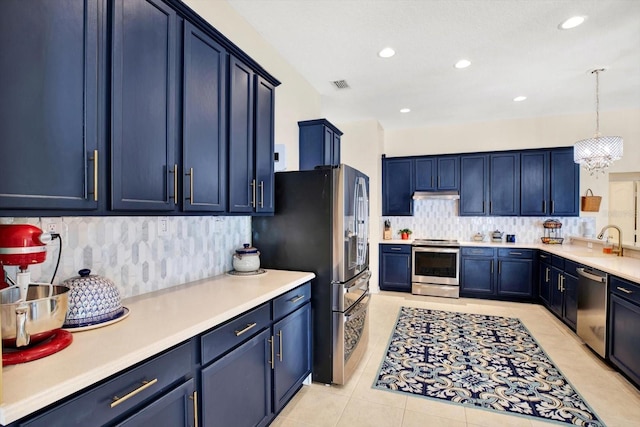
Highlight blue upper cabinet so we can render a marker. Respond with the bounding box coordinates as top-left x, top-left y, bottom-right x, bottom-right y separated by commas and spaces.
182, 22, 227, 212
521, 148, 579, 217
382, 157, 414, 216
298, 119, 342, 170
460, 155, 489, 216
0, 0, 99, 210
111, 0, 178, 211
489, 153, 520, 216
414, 156, 459, 191
228, 57, 275, 214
